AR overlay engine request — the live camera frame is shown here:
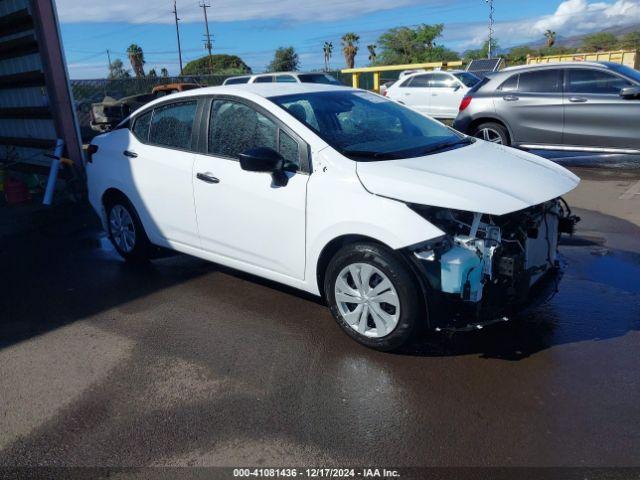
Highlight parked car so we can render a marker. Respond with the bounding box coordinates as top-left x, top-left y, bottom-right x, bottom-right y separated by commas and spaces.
223, 72, 342, 86
90, 83, 201, 132
87, 83, 579, 351
453, 61, 640, 153
385, 70, 481, 119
